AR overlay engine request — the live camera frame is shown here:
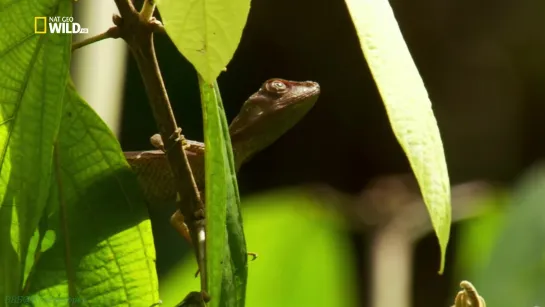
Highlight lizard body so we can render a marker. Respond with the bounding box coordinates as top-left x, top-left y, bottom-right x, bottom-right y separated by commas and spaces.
125, 79, 320, 206
124, 79, 319, 300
